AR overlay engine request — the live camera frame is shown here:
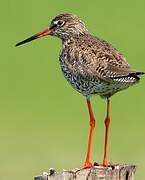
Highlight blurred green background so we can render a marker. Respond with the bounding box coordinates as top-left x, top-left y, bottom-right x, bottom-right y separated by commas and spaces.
1, 0, 145, 179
